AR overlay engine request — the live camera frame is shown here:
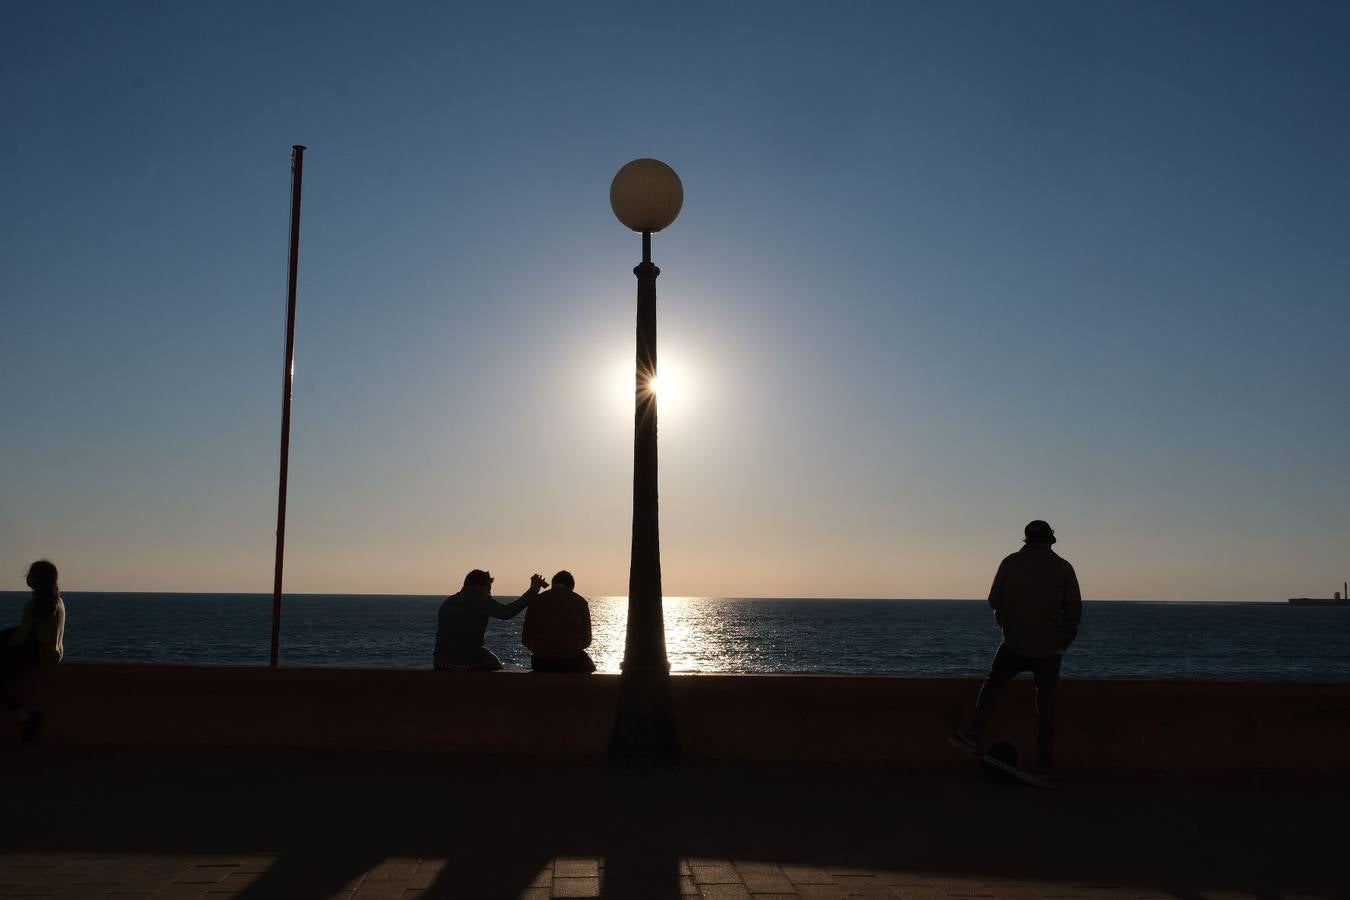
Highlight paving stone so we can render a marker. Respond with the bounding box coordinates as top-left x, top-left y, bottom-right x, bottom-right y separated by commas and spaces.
149, 885, 208, 900
796, 886, 847, 899
0, 885, 61, 897
698, 885, 751, 900
783, 868, 838, 885
174, 868, 231, 886
337, 875, 369, 892
935, 882, 995, 900
137, 864, 193, 879
553, 859, 599, 879
692, 867, 744, 886
354, 881, 413, 900
888, 890, 947, 900
206, 872, 259, 891
551, 876, 601, 898
979, 887, 1040, 900
105, 879, 175, 894
529, 867, 553, 888
88, 864, 155, 883
741, 871, 795, 894
57, 884, 123, 898
515, 889, 550, 900
681, 876, 700, 895
23, 875, 81, 891
365, 862, 418, 881
875, 873, 933, 887
833, 873, 894, 896
407, 861, 446, 890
